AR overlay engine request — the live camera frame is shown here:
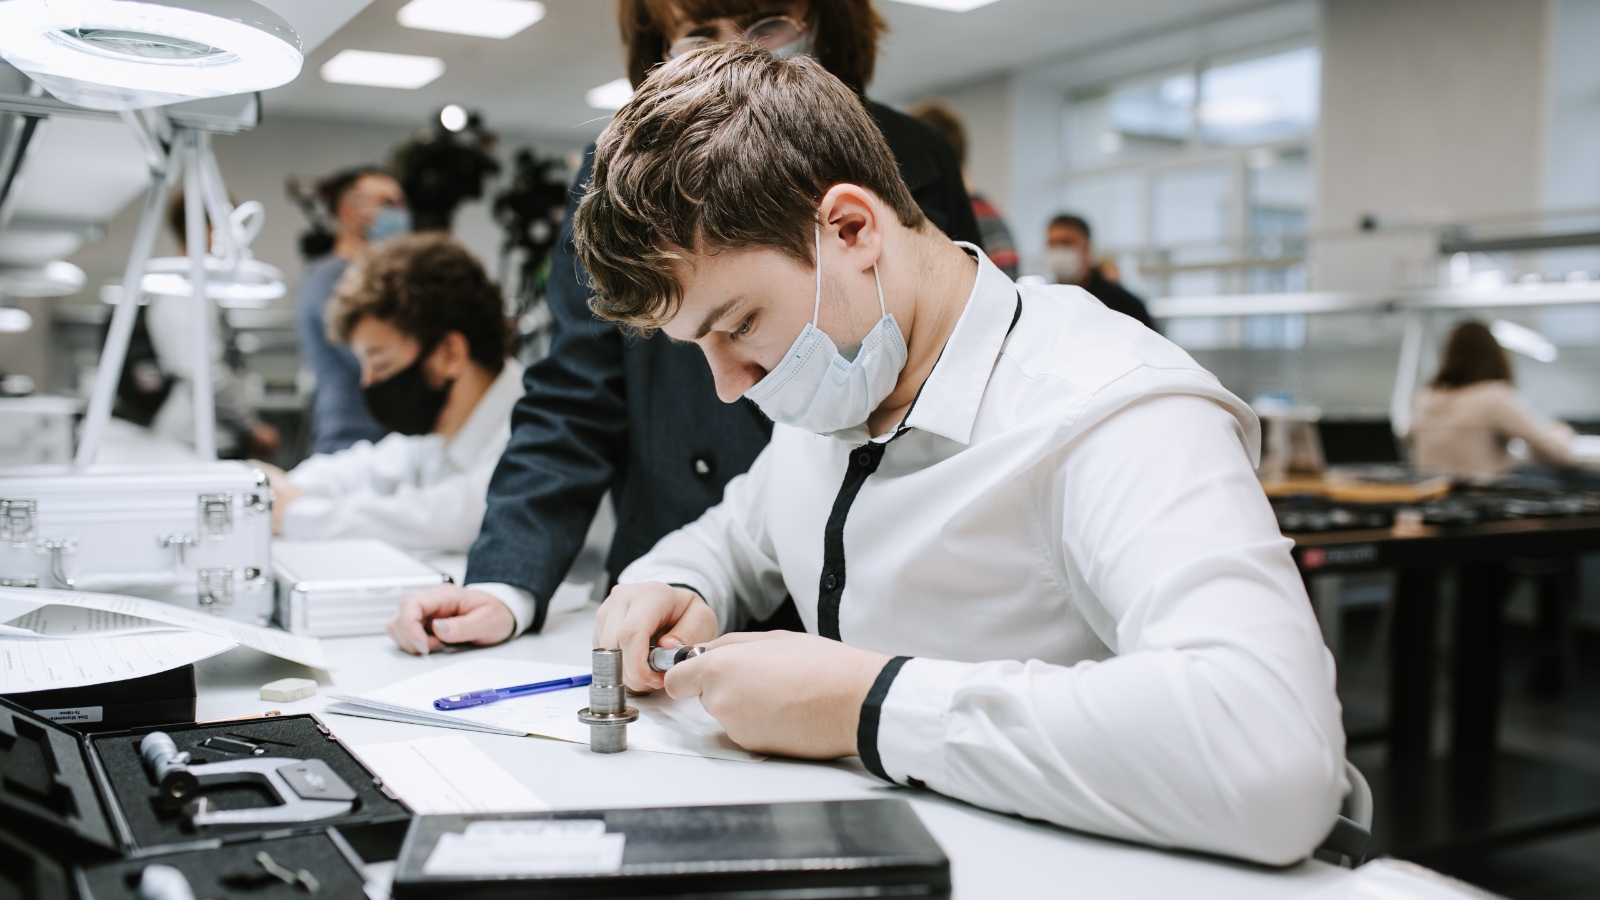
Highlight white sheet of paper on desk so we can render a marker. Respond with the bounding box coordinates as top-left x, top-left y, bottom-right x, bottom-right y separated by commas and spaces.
0, 630, 236, 693
424, 820, 625, 876
352, 734, 548, 815
0, 587, 330, 670
2, 605, 177, 638
329, 657, 762, 762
